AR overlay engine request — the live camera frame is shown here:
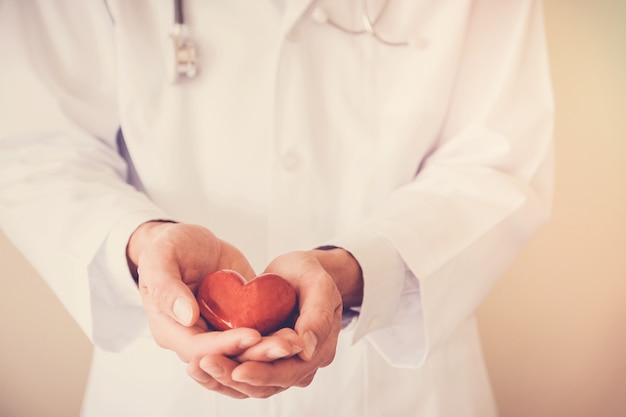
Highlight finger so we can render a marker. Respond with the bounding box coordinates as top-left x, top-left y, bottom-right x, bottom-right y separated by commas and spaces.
183, 328, 262, 362
139, 288, 203, 356
231, 357, 311, 389
199, 355, 285, 399
292, 273, 342, 361
138, 254, 200, 327
186, 360, 249, 399
235, 328, 304, 362
141, 300, 261, 362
